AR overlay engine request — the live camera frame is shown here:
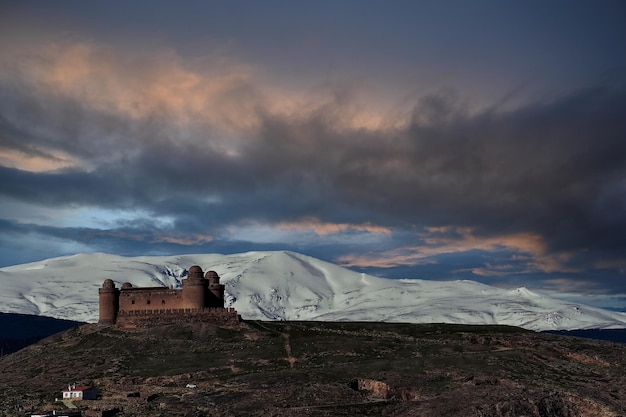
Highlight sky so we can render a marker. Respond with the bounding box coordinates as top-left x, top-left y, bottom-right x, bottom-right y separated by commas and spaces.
1, 1, 626, 309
